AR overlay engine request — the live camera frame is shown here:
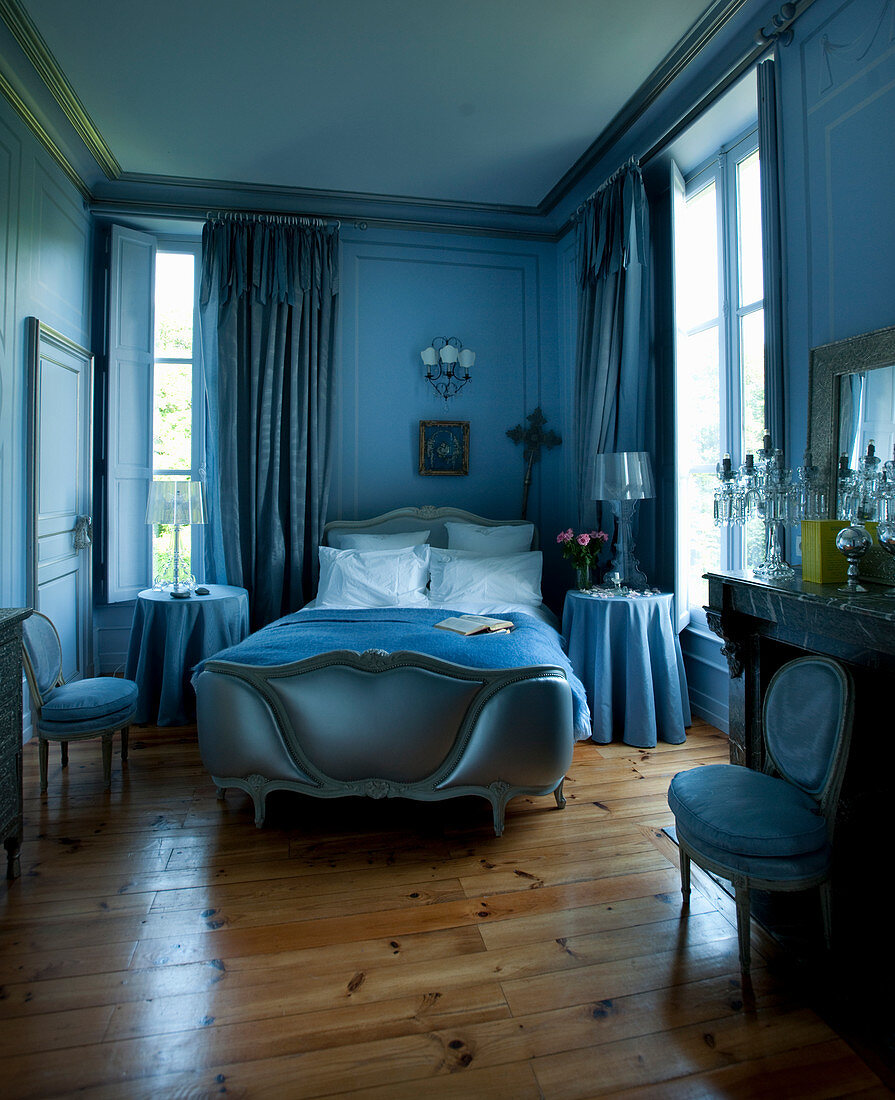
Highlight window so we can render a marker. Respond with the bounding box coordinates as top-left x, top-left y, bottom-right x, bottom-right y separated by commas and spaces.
150, 248, 202, 584
105, 227, 202, 602
673, 129, 765, 625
